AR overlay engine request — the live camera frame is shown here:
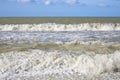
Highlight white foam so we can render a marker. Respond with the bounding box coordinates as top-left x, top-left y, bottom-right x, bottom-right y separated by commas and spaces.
0, 23, 120, 31
0, 50, 120, 79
